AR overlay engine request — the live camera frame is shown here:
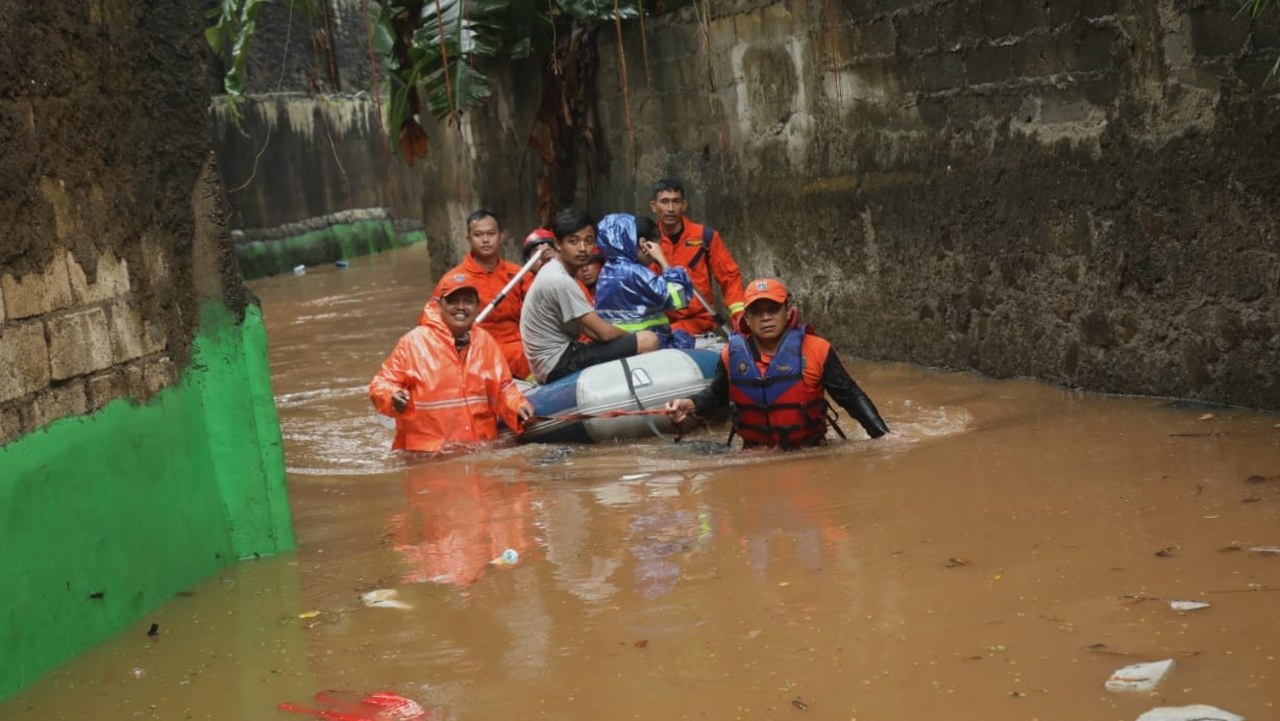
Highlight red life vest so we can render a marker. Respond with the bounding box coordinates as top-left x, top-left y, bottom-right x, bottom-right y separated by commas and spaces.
726, 326, 828, 448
